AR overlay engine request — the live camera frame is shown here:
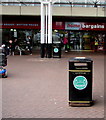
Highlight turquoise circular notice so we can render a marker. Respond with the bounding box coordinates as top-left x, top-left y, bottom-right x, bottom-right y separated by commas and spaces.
54, 48, 59, 53
73, 76, 88, 90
